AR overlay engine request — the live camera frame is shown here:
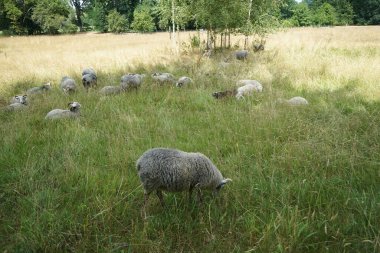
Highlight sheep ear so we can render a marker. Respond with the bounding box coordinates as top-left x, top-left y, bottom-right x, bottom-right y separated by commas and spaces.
216, 178, 232, 190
